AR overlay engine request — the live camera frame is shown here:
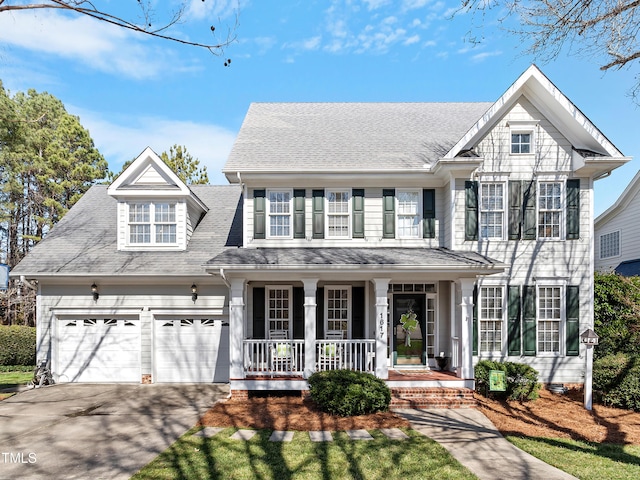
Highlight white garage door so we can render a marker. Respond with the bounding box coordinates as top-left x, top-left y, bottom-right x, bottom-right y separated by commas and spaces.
57, 318, 140, 382
154, 318, 230, 383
